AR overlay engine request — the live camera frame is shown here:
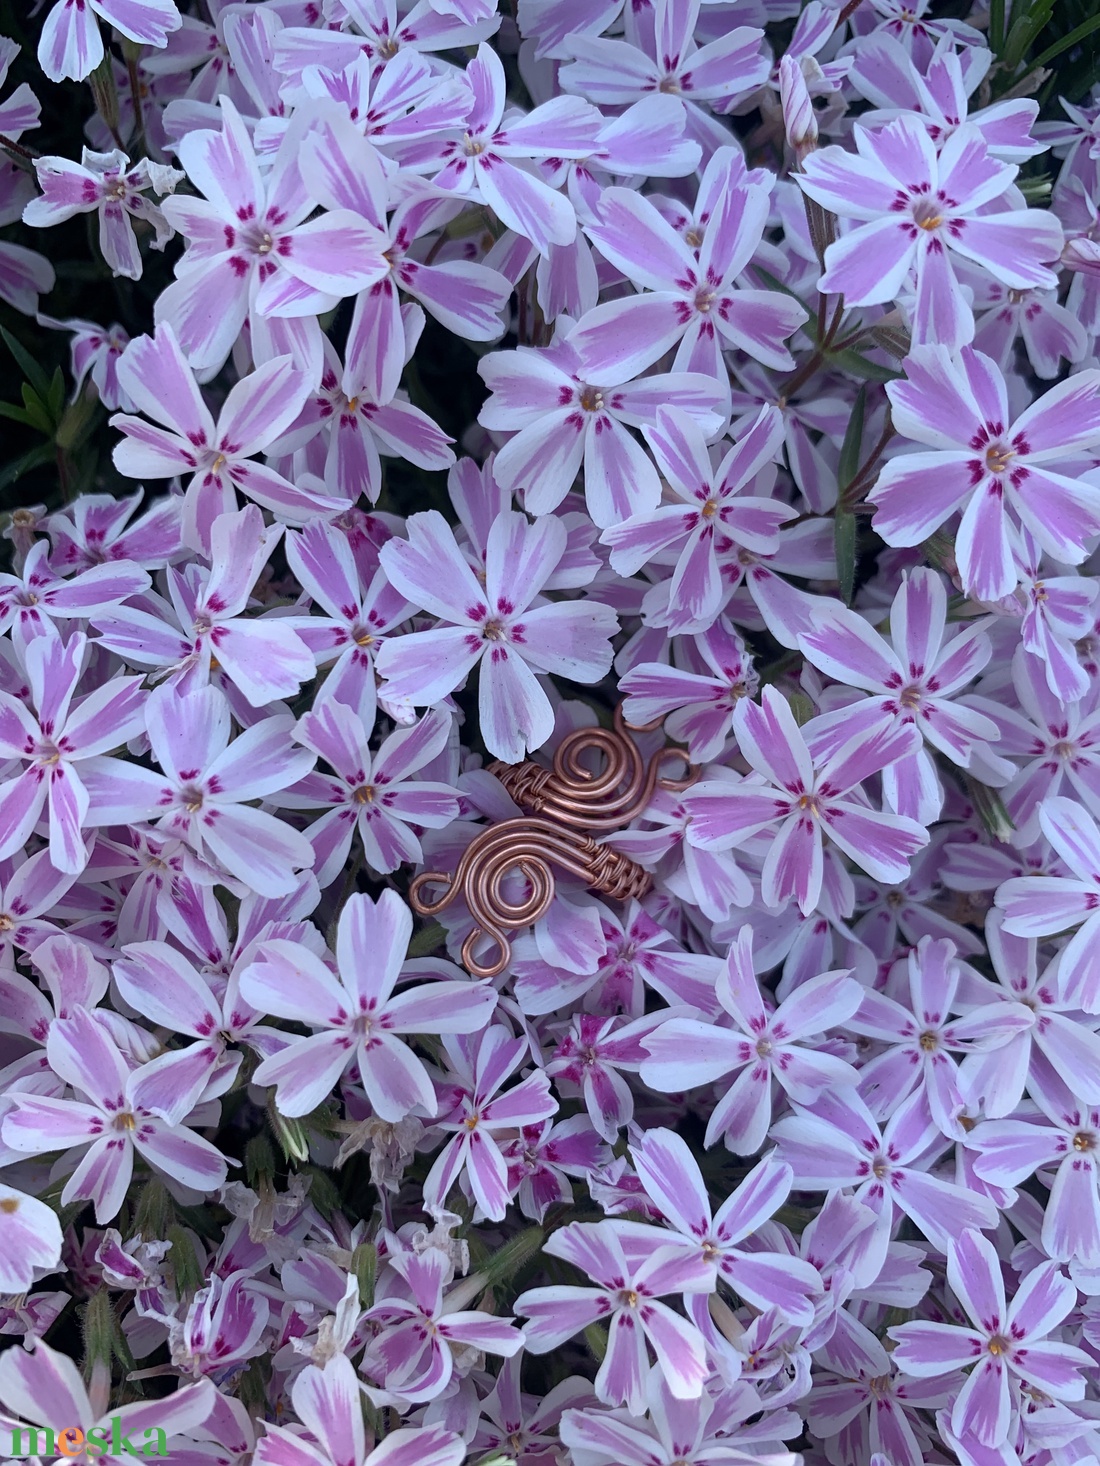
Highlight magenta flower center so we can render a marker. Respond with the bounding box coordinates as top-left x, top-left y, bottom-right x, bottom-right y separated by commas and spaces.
985, 443, 1015, 474
911, 196, 945, 231
180, 783, 205, 813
